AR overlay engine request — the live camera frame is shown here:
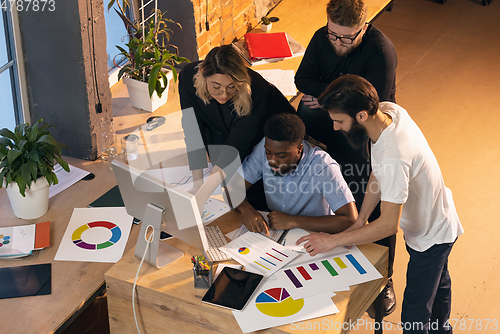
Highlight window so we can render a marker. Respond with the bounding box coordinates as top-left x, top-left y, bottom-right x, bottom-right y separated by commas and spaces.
0, 9, 22, 130
104, 0, 134, 86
